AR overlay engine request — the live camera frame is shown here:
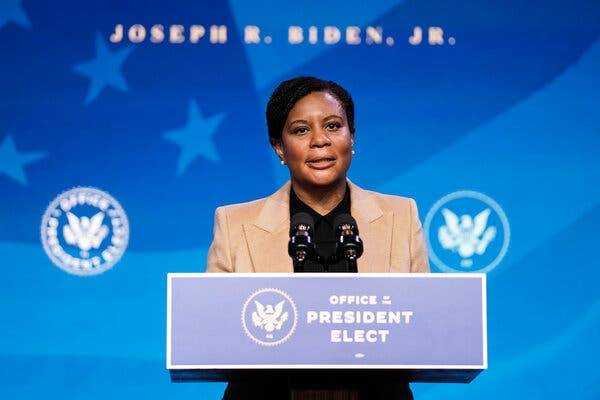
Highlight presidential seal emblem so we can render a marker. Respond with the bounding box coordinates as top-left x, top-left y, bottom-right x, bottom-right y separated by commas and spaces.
424, 190, 510, 273
241, 288, 298, 347
40, 187, 130, 276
